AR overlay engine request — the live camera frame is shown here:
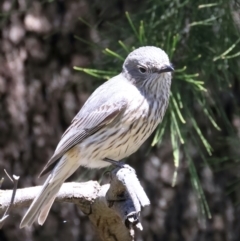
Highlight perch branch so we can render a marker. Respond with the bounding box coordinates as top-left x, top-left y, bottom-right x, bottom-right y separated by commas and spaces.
0, 165, 150, 241
0, 170, 20, 228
